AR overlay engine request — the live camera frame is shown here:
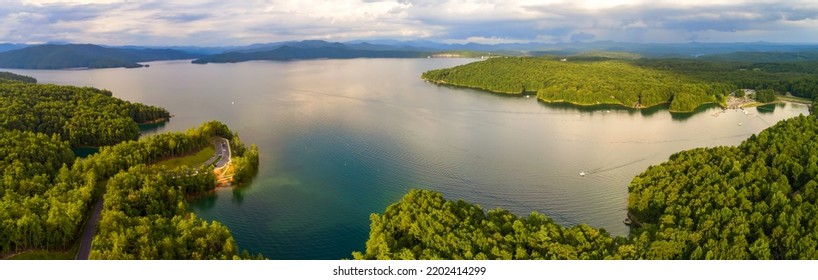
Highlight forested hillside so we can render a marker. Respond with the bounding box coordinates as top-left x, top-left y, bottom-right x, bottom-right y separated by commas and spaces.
627, 114, 818, 259
0, 129, 93, 254
193, 45, 427, 64
0, 78, 170, 147
1, 72, 259, 259
86, 121, 258, 259
353, 189, 631, 260
0, 71, 37, 83
2, 119, 260, 259
422, 57, 731, 112
0, 44, 200, 69
422, 56, 818, 112
358, 107, 818, 259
